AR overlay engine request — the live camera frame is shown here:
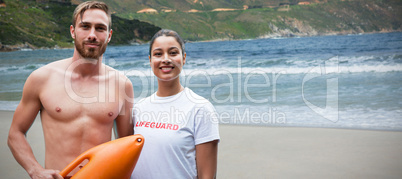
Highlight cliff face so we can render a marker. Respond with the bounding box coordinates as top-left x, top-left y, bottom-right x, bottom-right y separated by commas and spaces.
261, 0, 401, 38
265, 17, 319, 38
118, 0, 401, 41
